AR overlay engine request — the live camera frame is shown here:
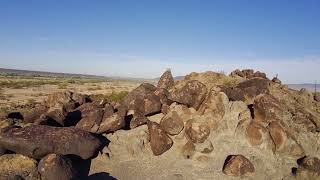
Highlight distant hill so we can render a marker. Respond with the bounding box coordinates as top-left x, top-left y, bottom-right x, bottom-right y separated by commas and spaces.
0, 68, 105, 79
287, 84, 319, 92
